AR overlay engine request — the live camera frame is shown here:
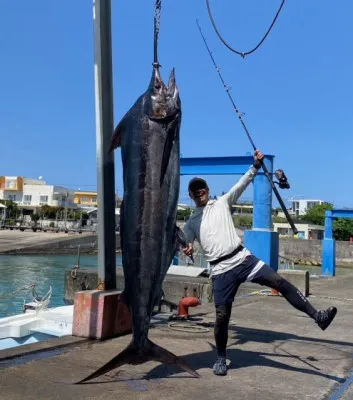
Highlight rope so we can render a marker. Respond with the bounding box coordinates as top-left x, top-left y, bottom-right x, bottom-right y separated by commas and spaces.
0, 284, 36, 299
153, 0, 162, 67
238, 288, 276, 298
166, 289, 277, 333
310, 294, 353, 302
205, 0, 286, 58
168, 322, 210, 333
71, 265, 80, 279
